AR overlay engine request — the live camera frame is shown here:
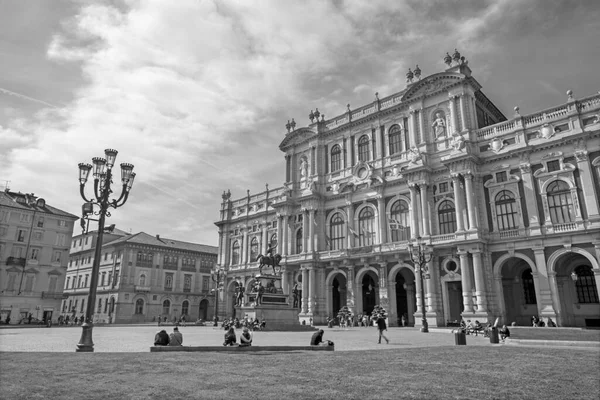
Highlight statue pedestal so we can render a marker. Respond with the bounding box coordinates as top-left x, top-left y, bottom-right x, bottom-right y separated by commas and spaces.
237, 274, 314, 331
